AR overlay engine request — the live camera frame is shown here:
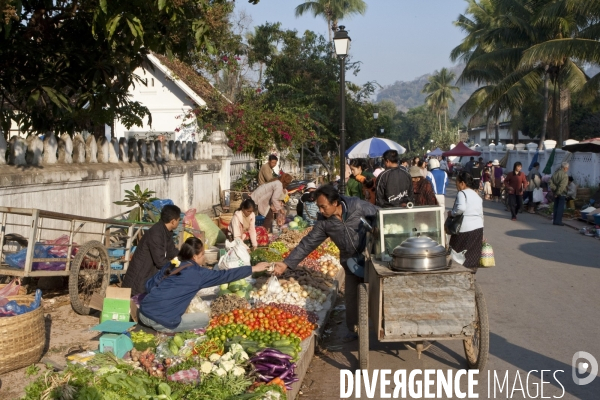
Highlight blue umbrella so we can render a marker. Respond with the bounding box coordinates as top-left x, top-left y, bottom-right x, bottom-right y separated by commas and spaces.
528, 150, 539, 171
345, 137, 406, 159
